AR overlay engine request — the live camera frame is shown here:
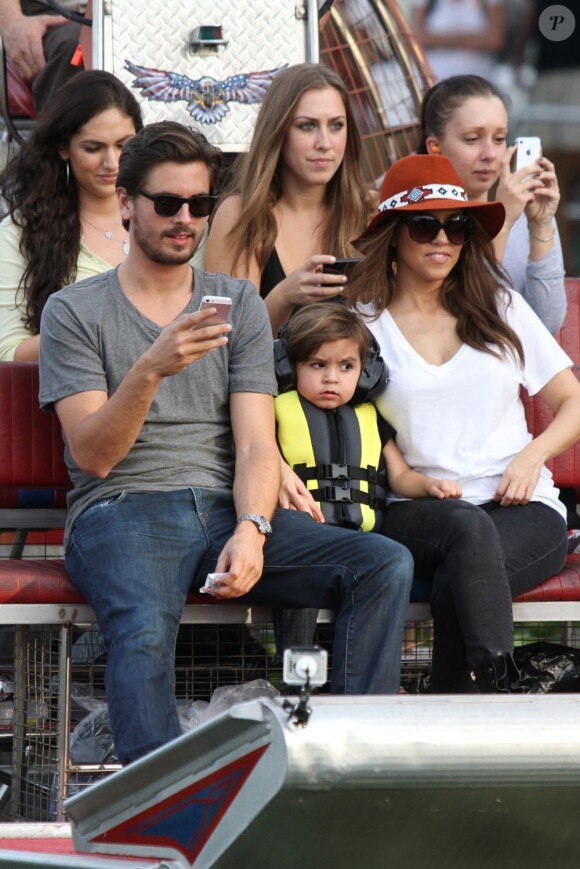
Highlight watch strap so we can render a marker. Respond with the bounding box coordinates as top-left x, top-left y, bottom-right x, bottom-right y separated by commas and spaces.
237, 513, 272, 539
